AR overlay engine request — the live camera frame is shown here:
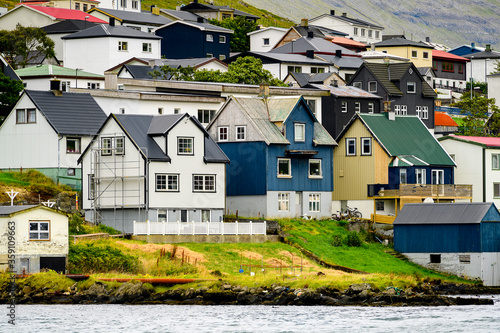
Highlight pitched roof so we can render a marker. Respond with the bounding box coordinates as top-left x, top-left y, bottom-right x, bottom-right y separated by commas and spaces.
0, 205, 38, 216
22, 4, 107, 23
160, 9, 205, 22
155, 20, 233, 34
462, 49, 500, 59
88, 8, 172, 26
313, 54, 364, 69
374, 37, 433, 49
230, 51, 331, 65
353, 114, 455, 166
359, 50, 409, 62
310, 12, 383, 29
247, 26, 288, 36
435, 112, 458, 127
61, 24, 162, 40
393, 202, 500, 225
271, 36, 359, 56
439, 135, 500, 147
43, 19, 98, 34
0, 54, 20, 81
24, 90, 107, 135
180, 3, 260, 20
432, 50, 469, 62
309, 84, 382, 99
118, 64, 159, 79
16, 65, 103, 79
331, 37, 367, 48
293, 25, 347, 38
